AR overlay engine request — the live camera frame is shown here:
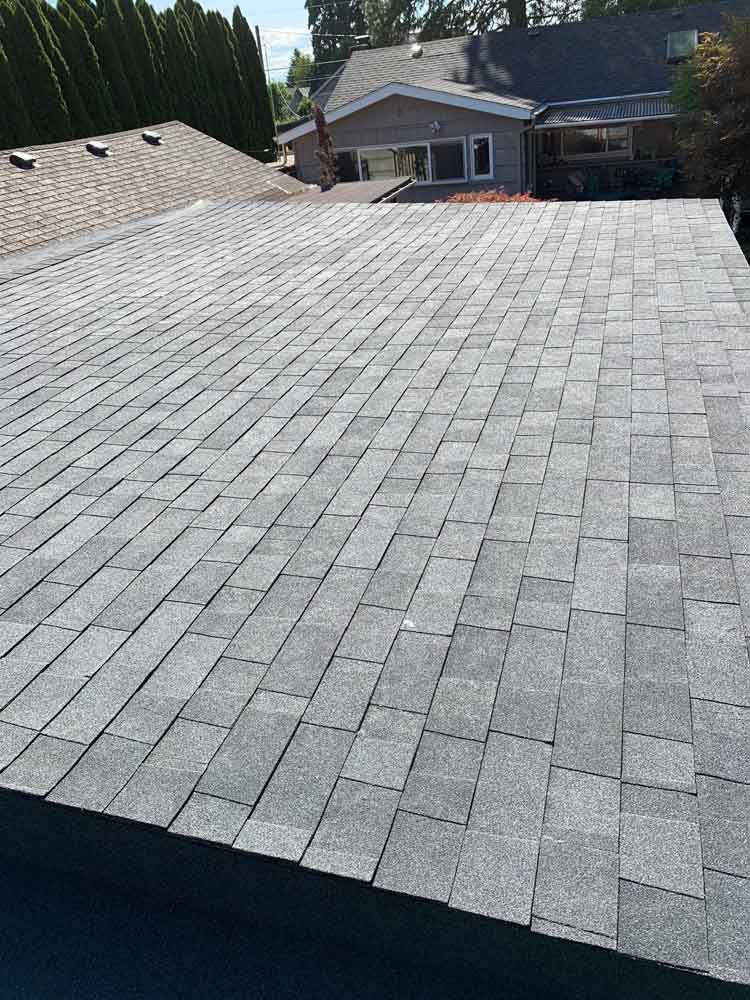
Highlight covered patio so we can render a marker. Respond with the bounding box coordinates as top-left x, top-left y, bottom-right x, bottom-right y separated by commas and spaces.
528, 96, 685, 199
